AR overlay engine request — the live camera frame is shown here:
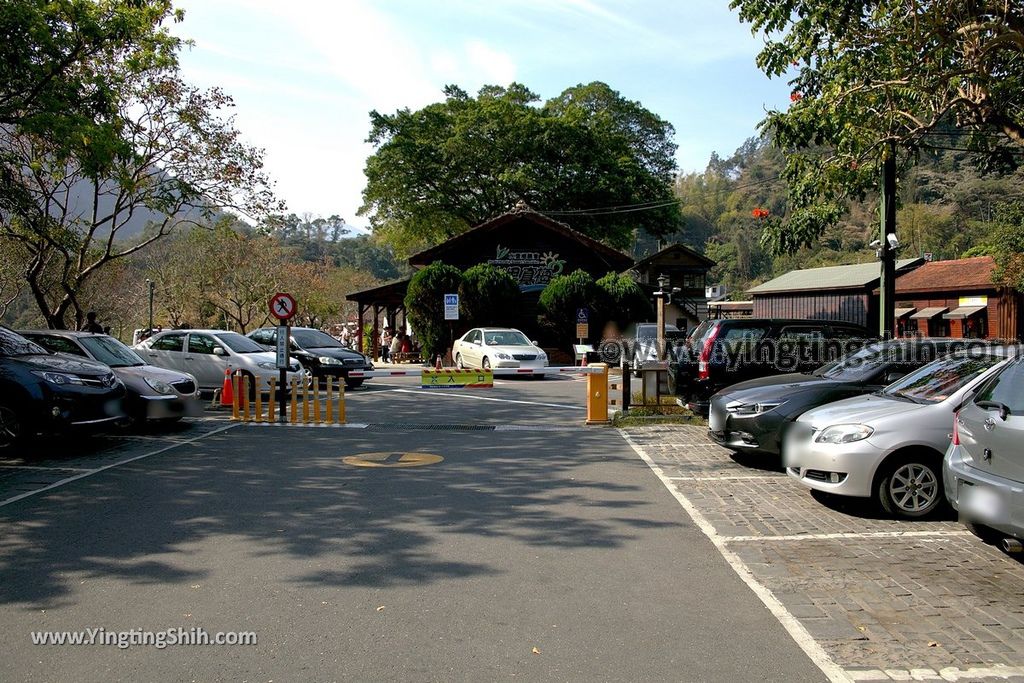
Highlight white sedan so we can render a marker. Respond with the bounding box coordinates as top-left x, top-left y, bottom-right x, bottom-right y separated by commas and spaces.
453, 328, 548, 371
